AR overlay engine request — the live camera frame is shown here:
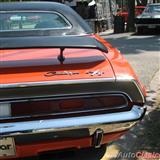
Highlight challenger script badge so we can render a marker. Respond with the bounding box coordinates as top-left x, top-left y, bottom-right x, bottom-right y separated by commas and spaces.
44, 71, 79, 77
